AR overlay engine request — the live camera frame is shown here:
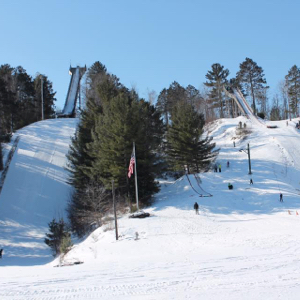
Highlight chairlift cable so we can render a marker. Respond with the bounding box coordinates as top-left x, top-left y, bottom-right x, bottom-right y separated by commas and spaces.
185, 174, 212, 198
193, 173, 213, 197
